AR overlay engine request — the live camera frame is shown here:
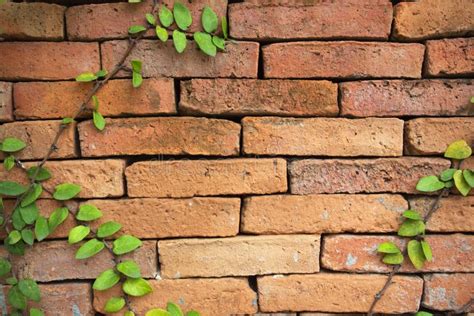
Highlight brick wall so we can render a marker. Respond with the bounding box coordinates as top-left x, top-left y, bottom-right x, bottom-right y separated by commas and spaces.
0, 0, 473, 315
